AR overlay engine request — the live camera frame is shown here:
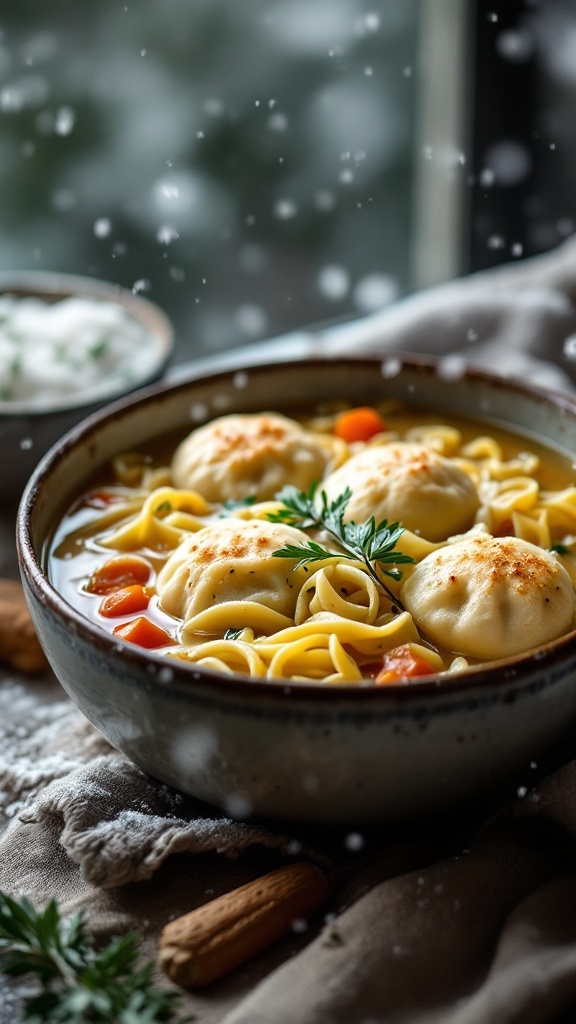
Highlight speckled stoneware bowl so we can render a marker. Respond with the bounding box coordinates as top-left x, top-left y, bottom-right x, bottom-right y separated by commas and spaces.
16, 355, 576, 823
0, 270, 173, 508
